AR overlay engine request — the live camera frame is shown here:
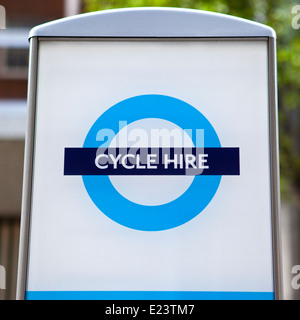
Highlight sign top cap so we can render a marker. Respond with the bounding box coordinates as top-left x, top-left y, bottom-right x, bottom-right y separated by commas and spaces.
29, 7, 276, 39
